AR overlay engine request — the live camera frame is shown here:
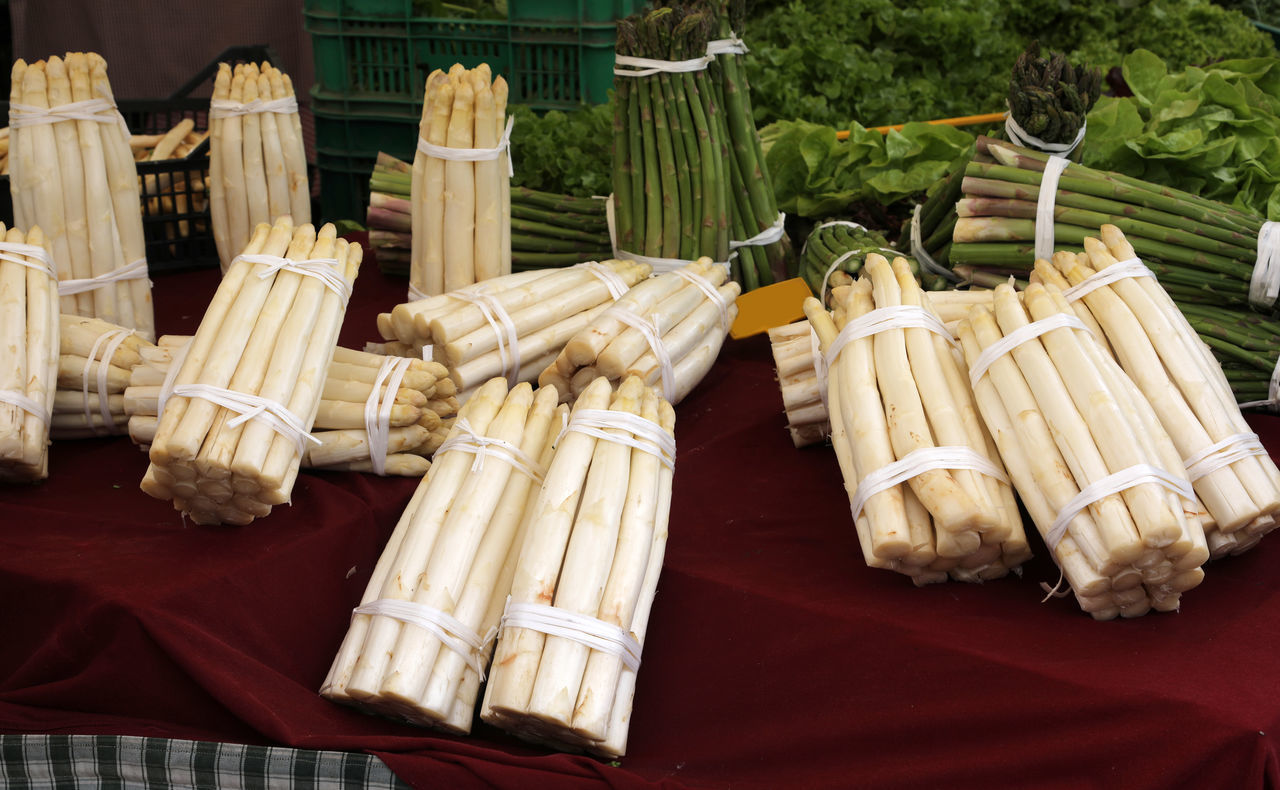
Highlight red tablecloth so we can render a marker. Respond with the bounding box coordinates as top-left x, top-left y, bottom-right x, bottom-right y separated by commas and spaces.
2, 262, 1279, 790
